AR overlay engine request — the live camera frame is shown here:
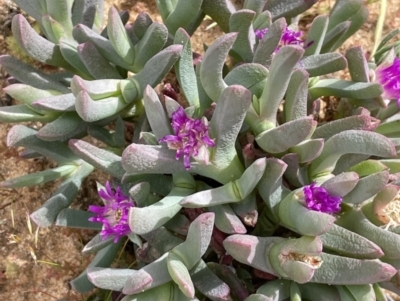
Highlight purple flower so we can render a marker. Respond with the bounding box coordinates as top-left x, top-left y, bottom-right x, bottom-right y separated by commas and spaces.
159, 107, 215, 170
255, 26, 304, 51
303, 183, 342, 214
89, 181, 133, 242
375, 57, 400, 106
